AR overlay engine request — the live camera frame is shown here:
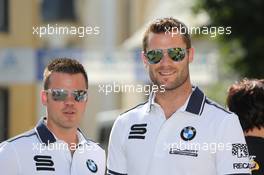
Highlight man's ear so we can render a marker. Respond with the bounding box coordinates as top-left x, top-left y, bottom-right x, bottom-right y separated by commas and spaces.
141, 51, 148, 69
41, 90, 48, 106
188, 47, 194, 63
